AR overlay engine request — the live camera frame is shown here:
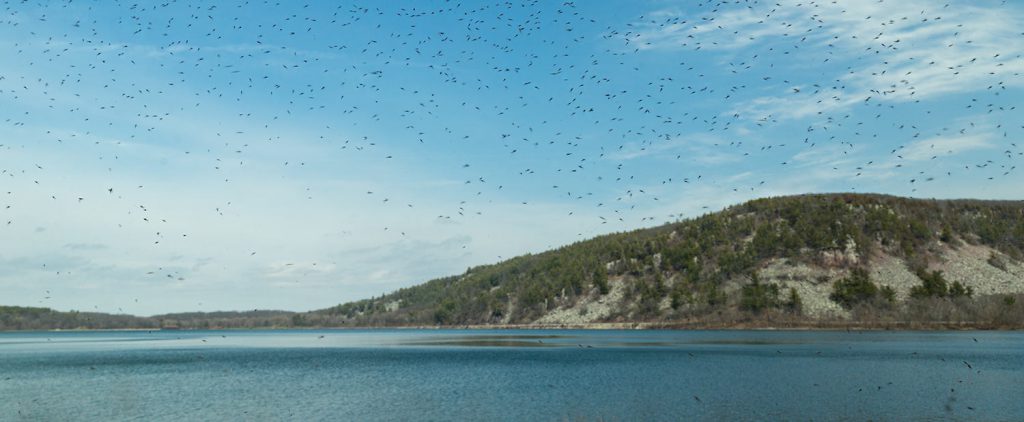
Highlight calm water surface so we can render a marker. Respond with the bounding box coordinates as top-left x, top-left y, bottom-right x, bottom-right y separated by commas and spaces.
1, 329, 1021, 421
